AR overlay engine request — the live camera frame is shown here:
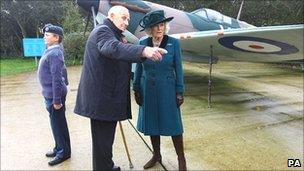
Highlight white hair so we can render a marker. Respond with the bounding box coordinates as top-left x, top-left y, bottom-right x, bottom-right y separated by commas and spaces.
107, 5, 129, 18
144, 22, 171, 37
